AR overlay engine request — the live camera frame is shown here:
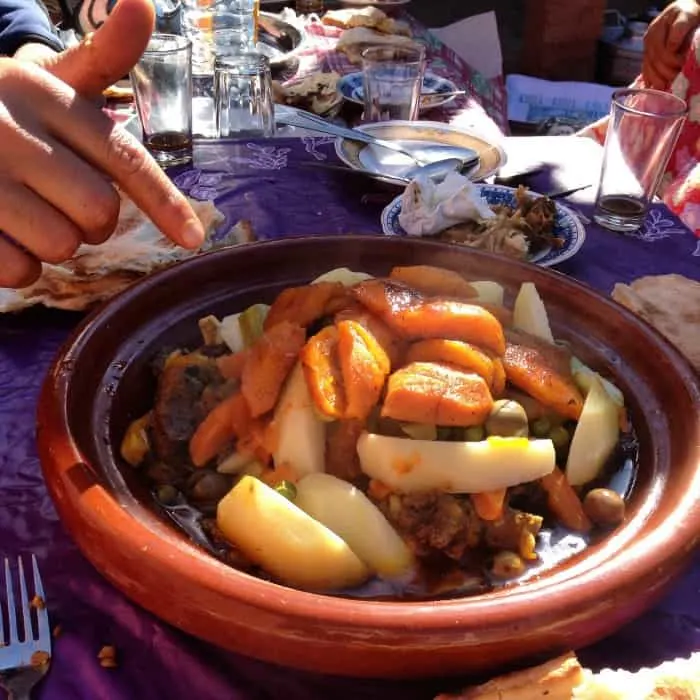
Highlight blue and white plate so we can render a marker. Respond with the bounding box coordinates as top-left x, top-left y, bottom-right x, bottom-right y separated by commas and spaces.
337, 71, 460, 112
380, 184, 587, 267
